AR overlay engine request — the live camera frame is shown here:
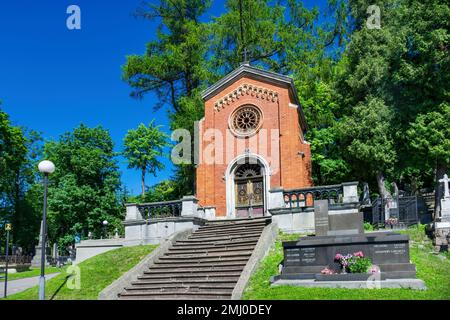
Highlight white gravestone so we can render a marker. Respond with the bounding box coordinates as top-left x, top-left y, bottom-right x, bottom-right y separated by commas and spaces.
434, 174, 450, 251
439, 174, 450, 221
